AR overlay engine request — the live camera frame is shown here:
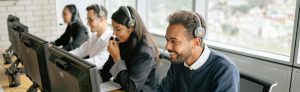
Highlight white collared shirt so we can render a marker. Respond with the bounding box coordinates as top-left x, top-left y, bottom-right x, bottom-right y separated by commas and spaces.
69, 27, 113, 69
184, 45, 211, 70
